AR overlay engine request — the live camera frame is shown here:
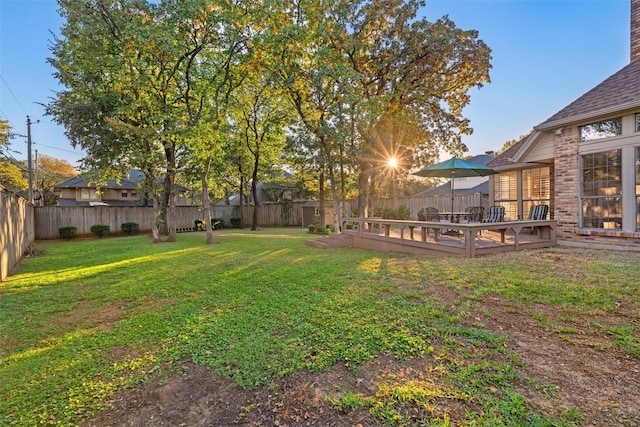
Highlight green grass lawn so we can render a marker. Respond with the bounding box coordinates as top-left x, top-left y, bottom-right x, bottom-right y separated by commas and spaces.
1, 228, 638, 425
